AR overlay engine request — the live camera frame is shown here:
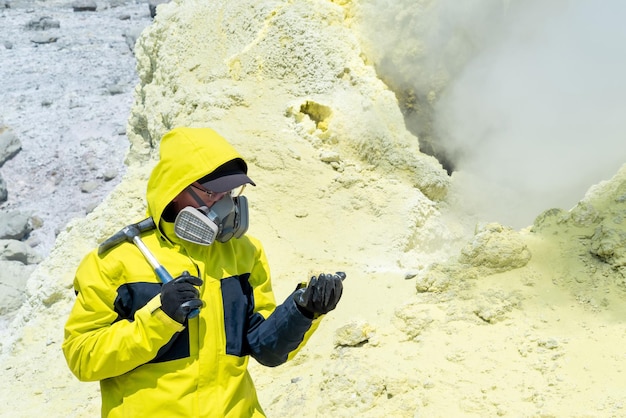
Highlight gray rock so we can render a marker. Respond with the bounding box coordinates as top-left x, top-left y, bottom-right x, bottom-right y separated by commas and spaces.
148, 0, 169, 18
102, 168, 118, 181
29, 215, 44, 230
0, 127, 21, 167
80, 180, 100, 193
106, 83, 126, 95
0, 260, 35, 315
4, 41, 13, 49
115, 125, 126, 135
123, 26, 143, 53
0, 174, 7, 203
25, 16, 60, 31
0, 211, 33, 240
30, 34, 59, 44
0, 239, 42, 264
72, 0, 97, 12
85, 200, 99, 214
